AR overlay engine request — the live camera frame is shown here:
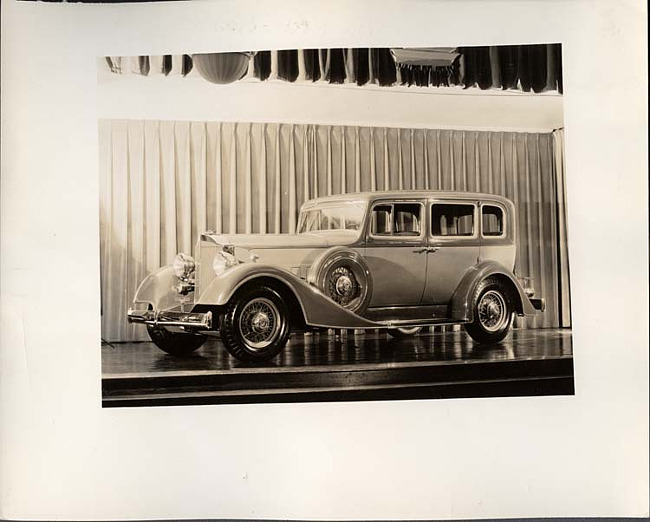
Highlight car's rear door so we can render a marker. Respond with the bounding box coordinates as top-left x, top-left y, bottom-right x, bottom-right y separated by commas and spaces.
364, 199, 428, 306
422, 199, 481, 304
